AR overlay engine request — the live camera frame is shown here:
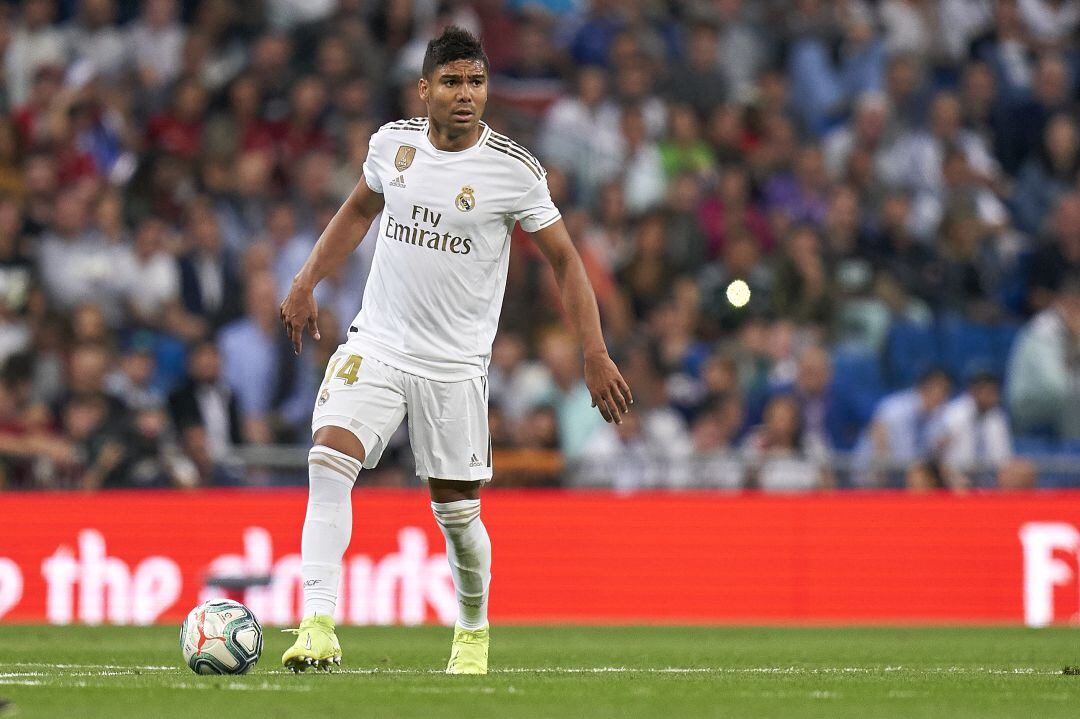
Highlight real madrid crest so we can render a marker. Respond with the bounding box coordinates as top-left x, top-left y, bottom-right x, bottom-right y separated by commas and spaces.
455, 185, 475, 212
394, 145, 416, 172
317, 388, 330, 406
